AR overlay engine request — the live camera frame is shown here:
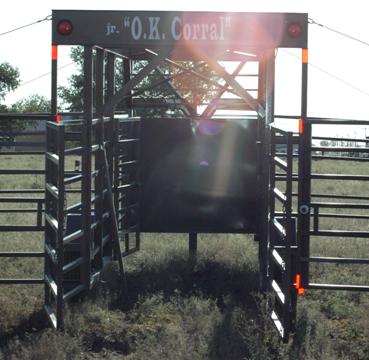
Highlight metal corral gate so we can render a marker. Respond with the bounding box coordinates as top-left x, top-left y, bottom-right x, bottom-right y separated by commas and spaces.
0, 10, 368, 342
